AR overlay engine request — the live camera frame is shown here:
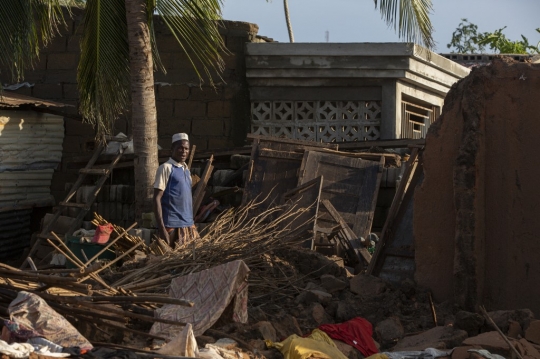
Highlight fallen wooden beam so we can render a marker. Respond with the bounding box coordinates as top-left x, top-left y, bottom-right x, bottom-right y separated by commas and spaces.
320, 199, 372, 265
336, 138, 425, 149
367, 148, 420, 275
192, 155, 214, 215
